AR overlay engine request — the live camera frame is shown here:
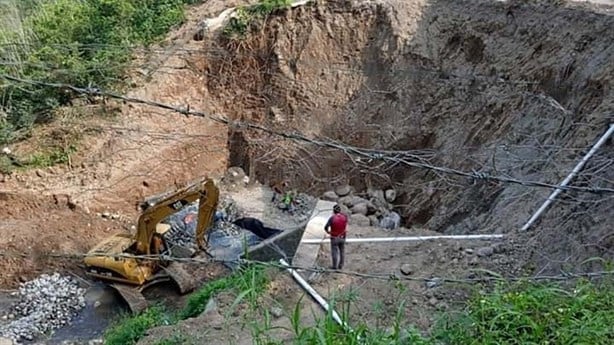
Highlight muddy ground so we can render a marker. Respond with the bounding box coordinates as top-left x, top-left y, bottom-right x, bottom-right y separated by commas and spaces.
0, 0, 613, 344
